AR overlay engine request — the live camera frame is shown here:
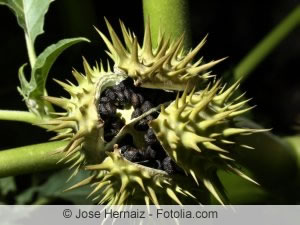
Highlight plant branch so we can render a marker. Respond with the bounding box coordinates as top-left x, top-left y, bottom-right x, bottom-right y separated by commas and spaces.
233, 5, 300, 82
25, 33, 37, 68
0, 110, 42, 124
142, 0, 192, 50
283, 136, 300, 184
0, 141, 69, 178
284, 135, 300, 168
233, 118, 298, 188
